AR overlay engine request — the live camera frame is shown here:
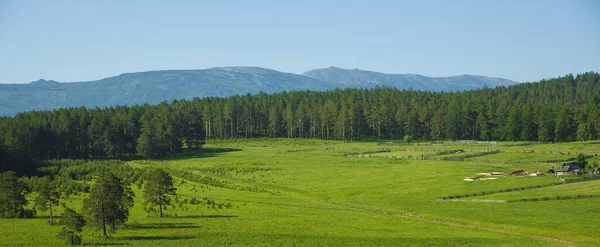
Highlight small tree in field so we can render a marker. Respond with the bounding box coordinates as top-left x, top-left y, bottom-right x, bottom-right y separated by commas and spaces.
35, 177, 60, 225
575, 153, 588, 167
584, 161, 598, 173
58, 207, 85, 245
143, 169, 177, 218
82, 173, 134, 236
403, 135, 413, 143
